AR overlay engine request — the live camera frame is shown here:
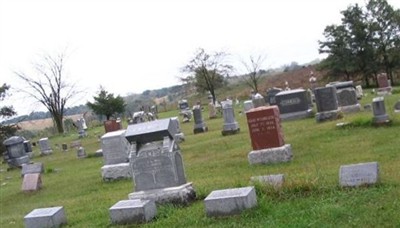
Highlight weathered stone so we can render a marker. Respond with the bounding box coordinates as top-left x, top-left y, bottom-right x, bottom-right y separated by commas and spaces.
101, 163, 131, 181
372, 97, 389, 124
76, 146, 87, 158
243, 100, 254, 112
104, 119, 122, 133
339, 162, 379, 187
395, 101, 400, 113
3, 136, 30, 168
21, 163, 44, 177
38, 138, 53, 155
314, 86, 338, 112
266, 88, 283, 105
24, 206, 67, 228
192, 106, 208, 134
21, 173, 42, 192
109, 199, 156, 225
221, 101, 240, 135
204, 186, 257, 217
252, 93, 265, 108
101, 130, 130, 165
275, 89, 313, 120
248, 144, 292, 165
94, 149, 103, 157
125, 119, 175, 145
